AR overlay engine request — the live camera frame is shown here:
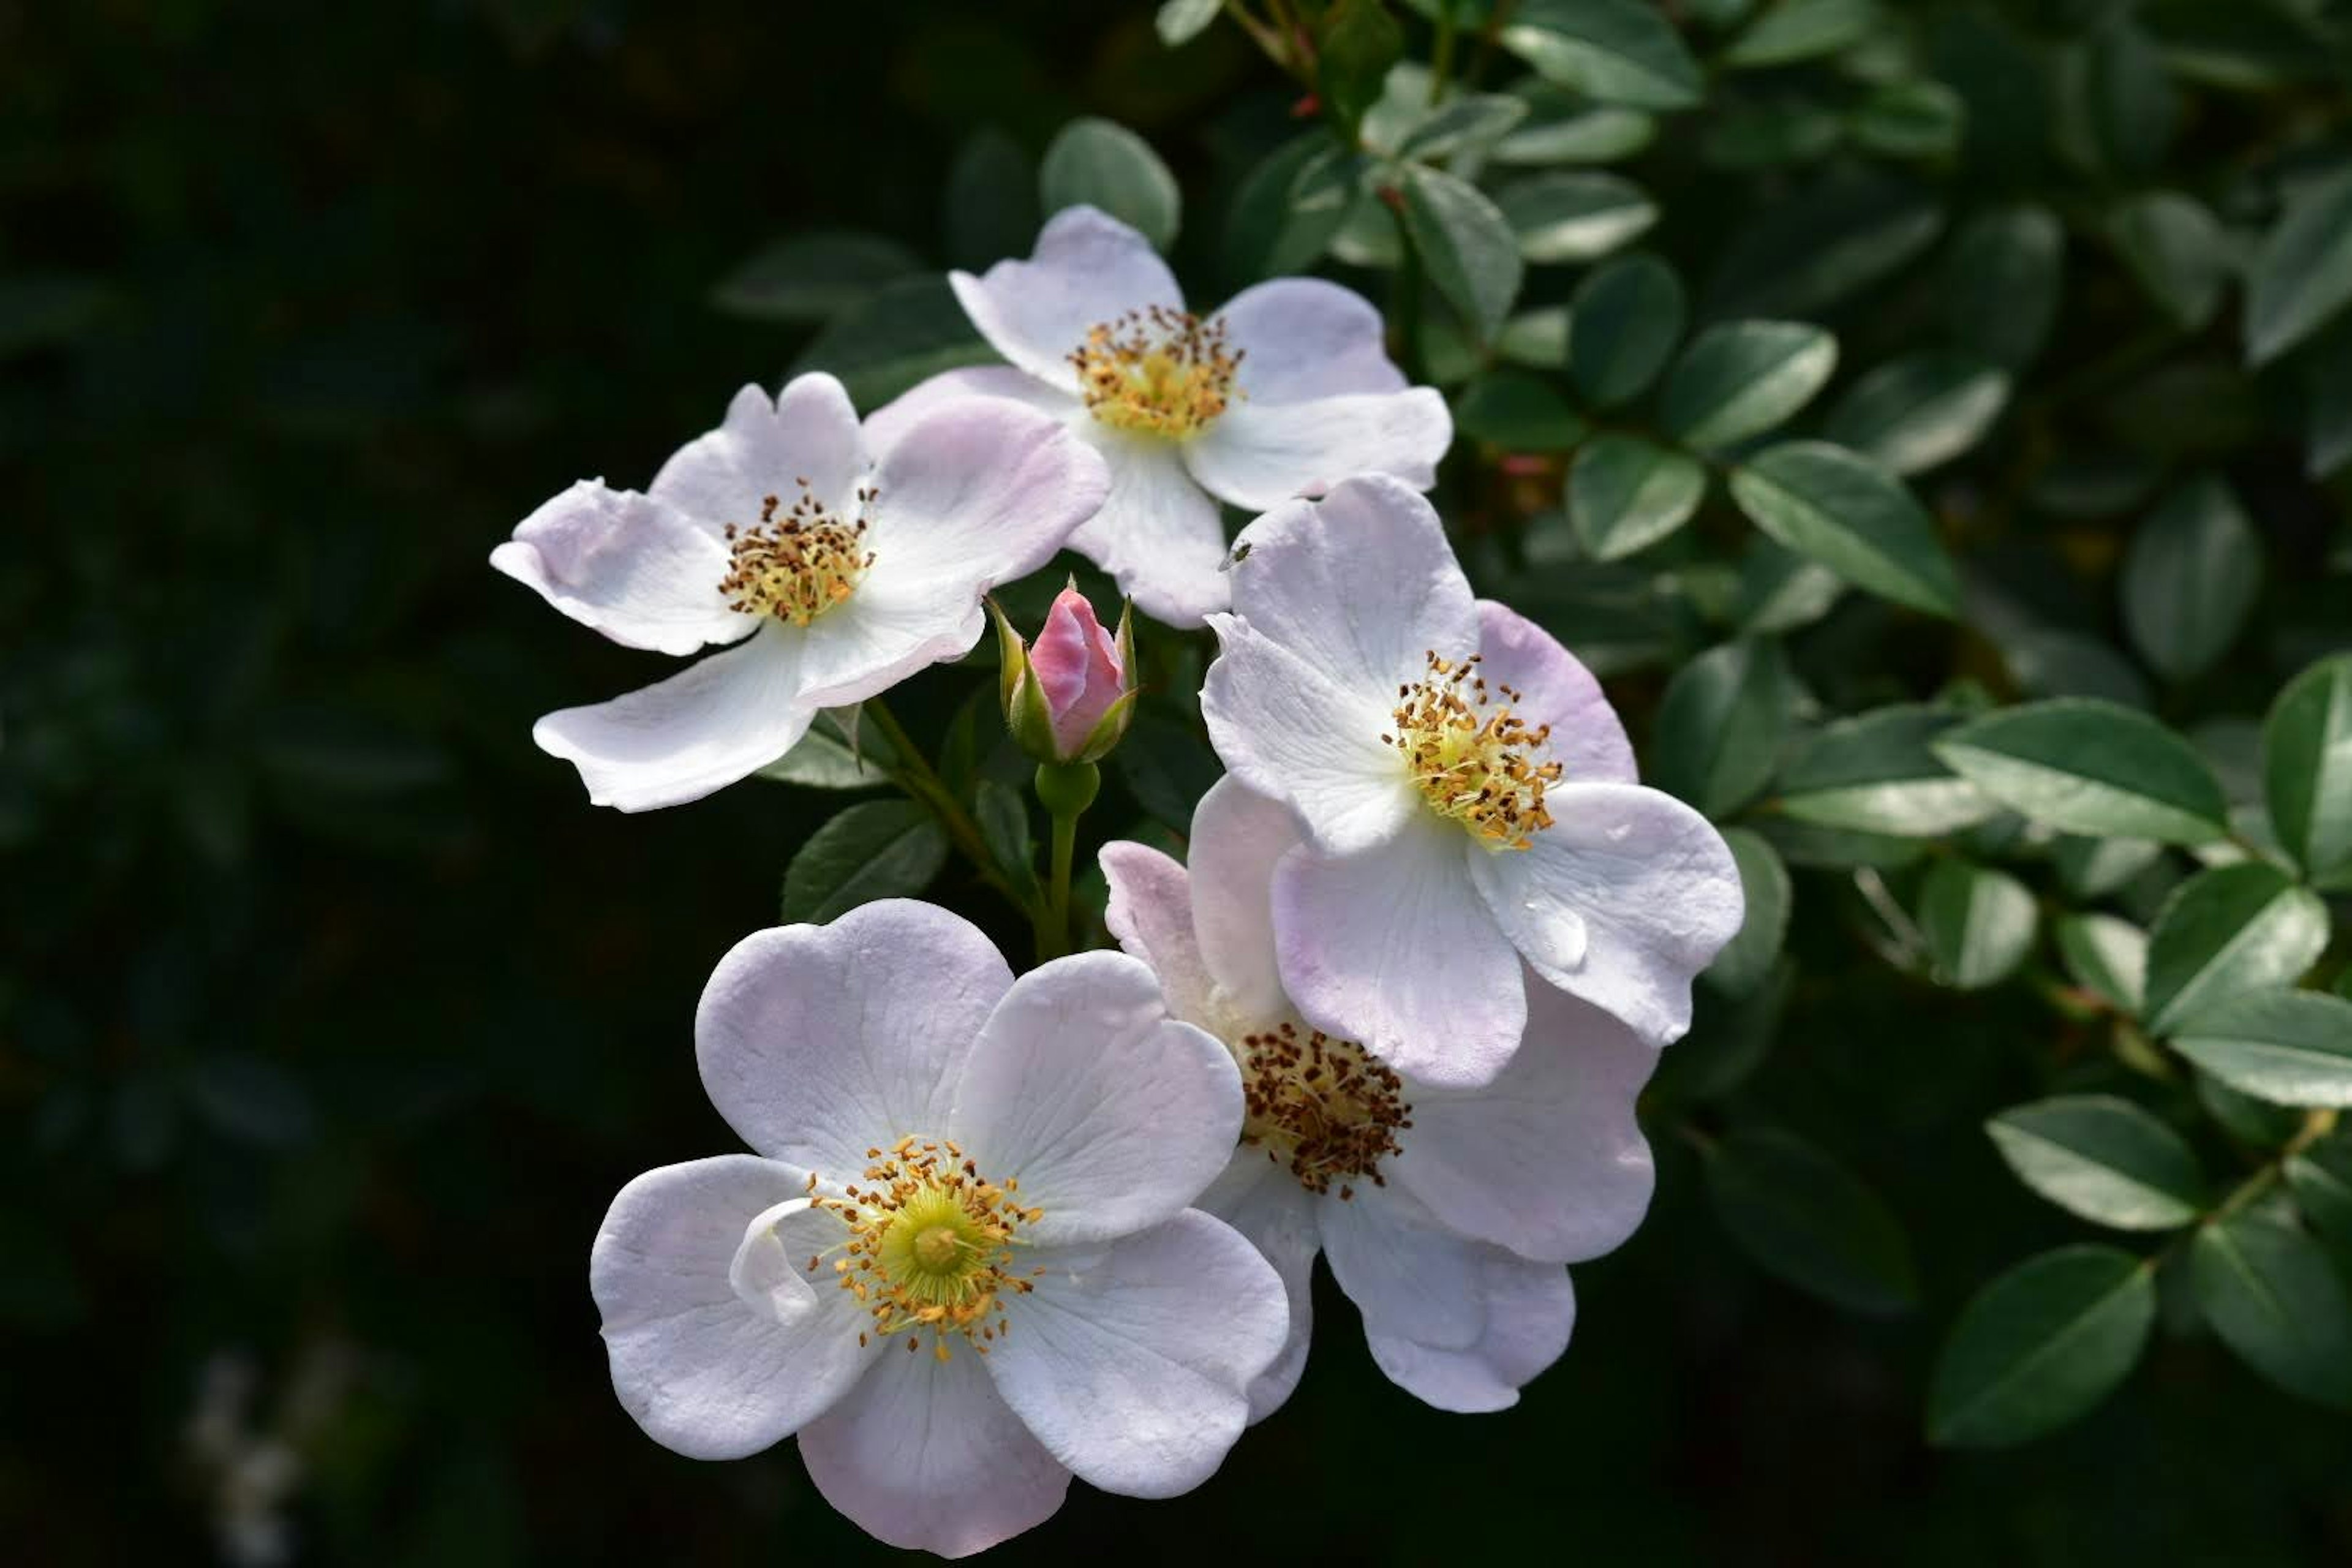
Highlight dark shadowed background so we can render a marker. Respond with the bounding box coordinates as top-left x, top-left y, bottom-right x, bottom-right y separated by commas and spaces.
6, 2, 2349, 1563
